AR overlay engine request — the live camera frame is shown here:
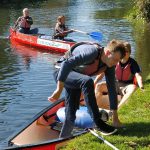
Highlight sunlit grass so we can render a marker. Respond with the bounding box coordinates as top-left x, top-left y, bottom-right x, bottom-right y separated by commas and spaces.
60, 80, 150, 150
